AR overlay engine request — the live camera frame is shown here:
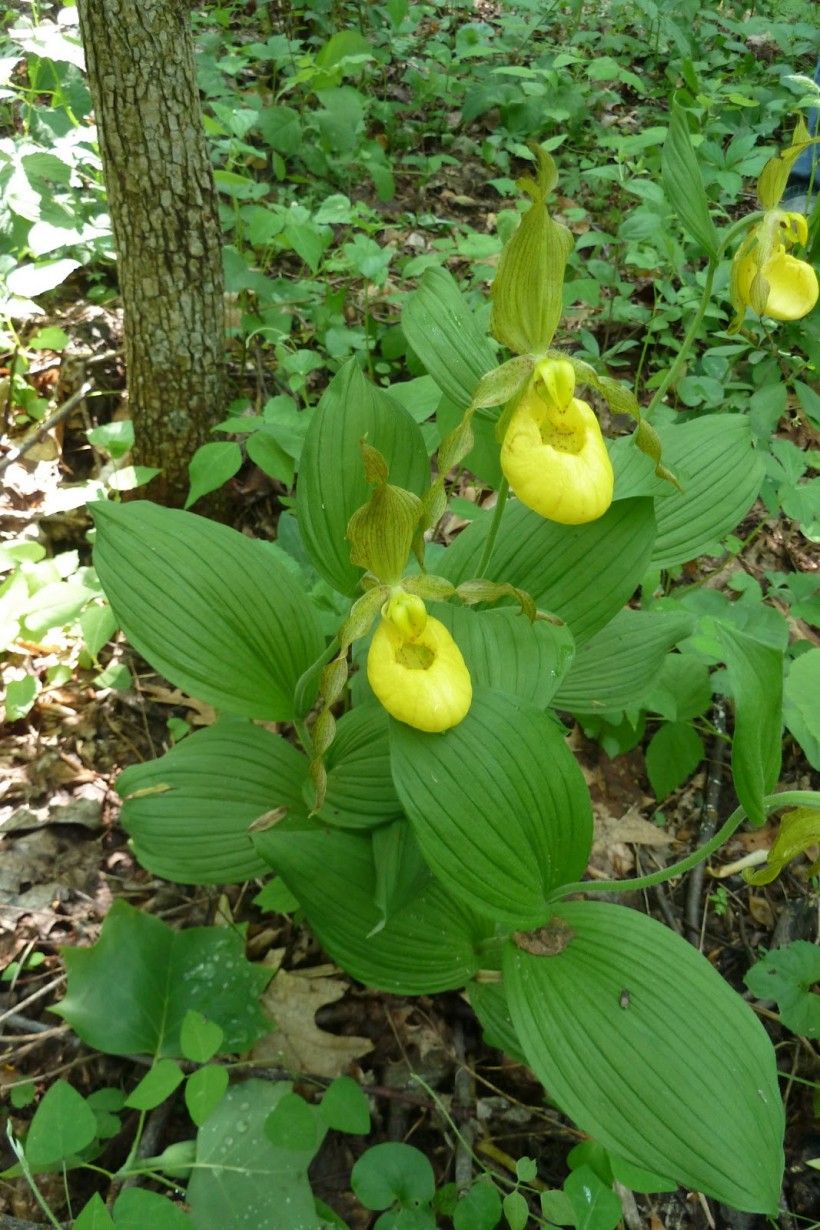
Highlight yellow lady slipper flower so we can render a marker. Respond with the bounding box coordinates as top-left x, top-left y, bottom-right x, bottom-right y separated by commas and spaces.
500, 357, 614, 525
367, 592, 472, 733
730, 210, 818, 327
